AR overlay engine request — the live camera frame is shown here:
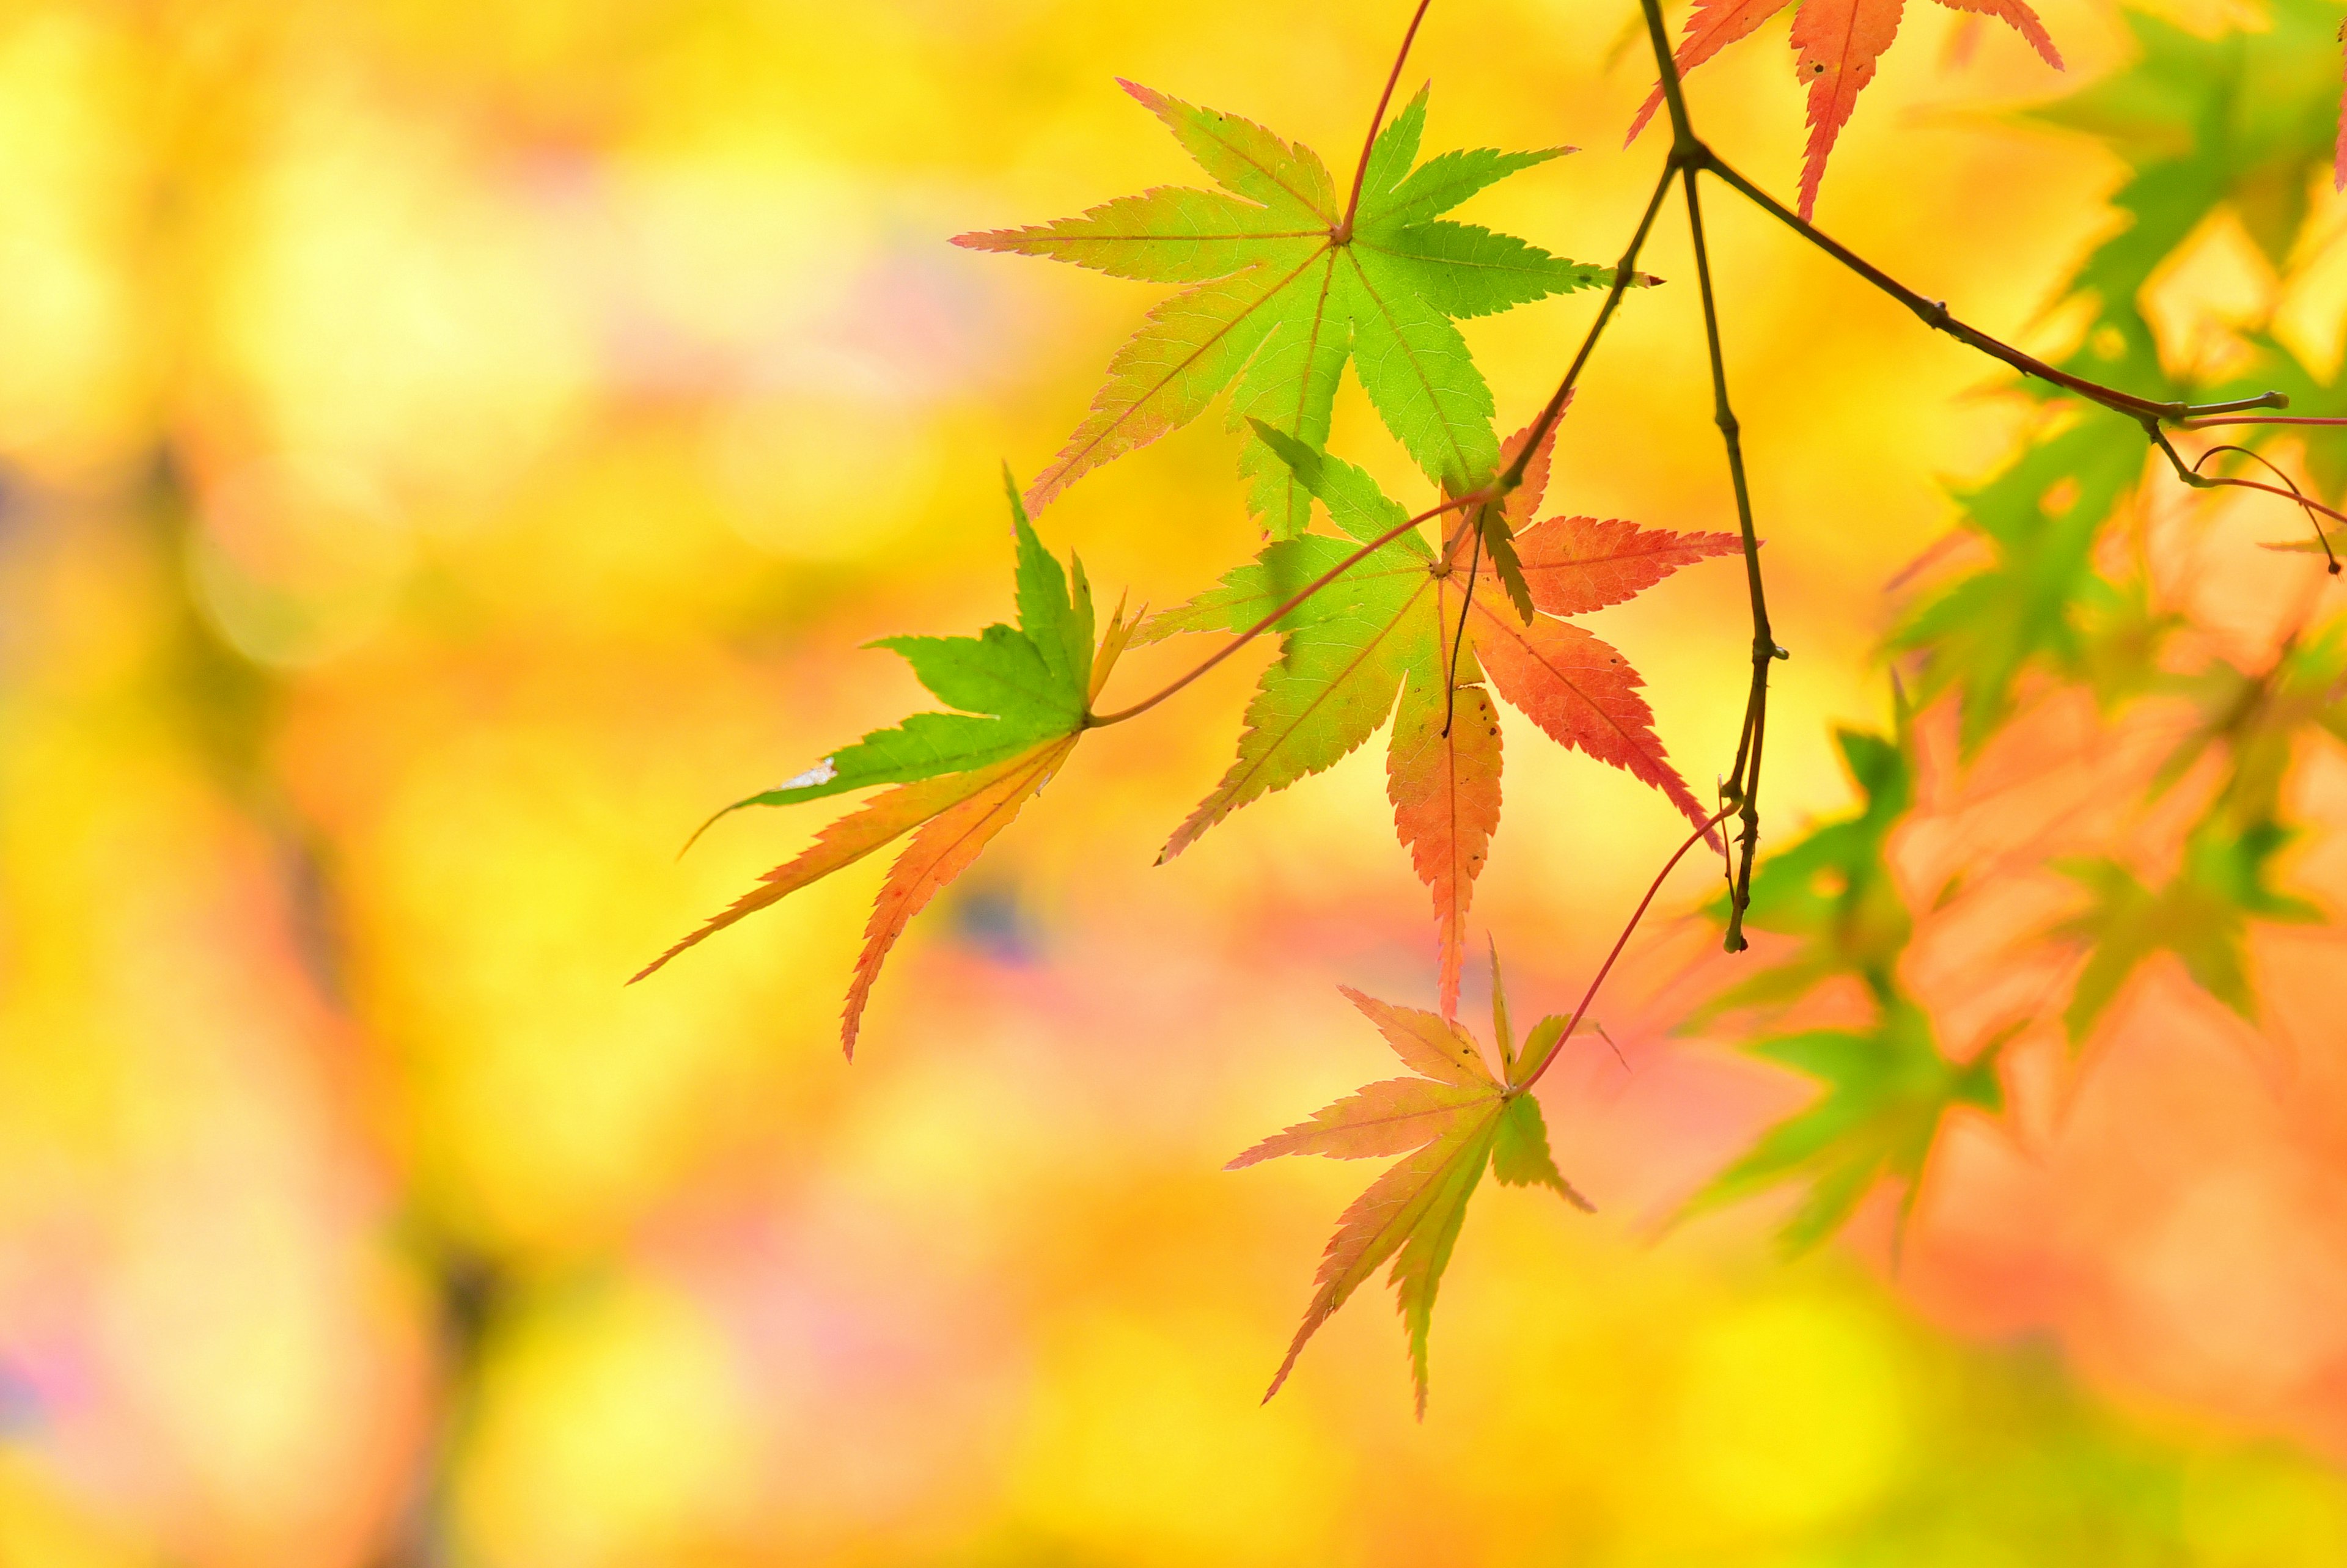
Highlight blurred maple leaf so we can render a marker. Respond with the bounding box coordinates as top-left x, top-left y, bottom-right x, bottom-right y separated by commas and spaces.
1233, 956, 1587, 1416
1890, 419, 2150, 753
1682, 717, 2007, 1253
1680, 998, 2005, 1254
2055, 820, 2323, 1041
2151, 625, 2347, 824
2029, 0, 2338, 396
